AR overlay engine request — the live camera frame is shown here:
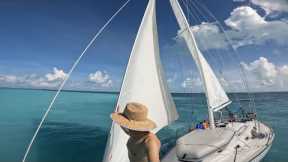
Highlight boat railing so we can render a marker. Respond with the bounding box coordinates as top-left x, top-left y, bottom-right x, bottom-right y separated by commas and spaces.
235, 125, 248, 136
265, 124, 274, 146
